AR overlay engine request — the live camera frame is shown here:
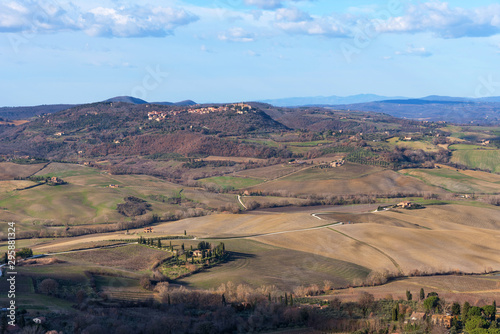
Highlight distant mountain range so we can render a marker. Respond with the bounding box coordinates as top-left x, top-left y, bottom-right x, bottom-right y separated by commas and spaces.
257, 94, 500, 124
2, 94, 500, 124
259, 94, 500, 107
259, 94, 406, 106
104, 96, 197, 106
0, 96, 197, 120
